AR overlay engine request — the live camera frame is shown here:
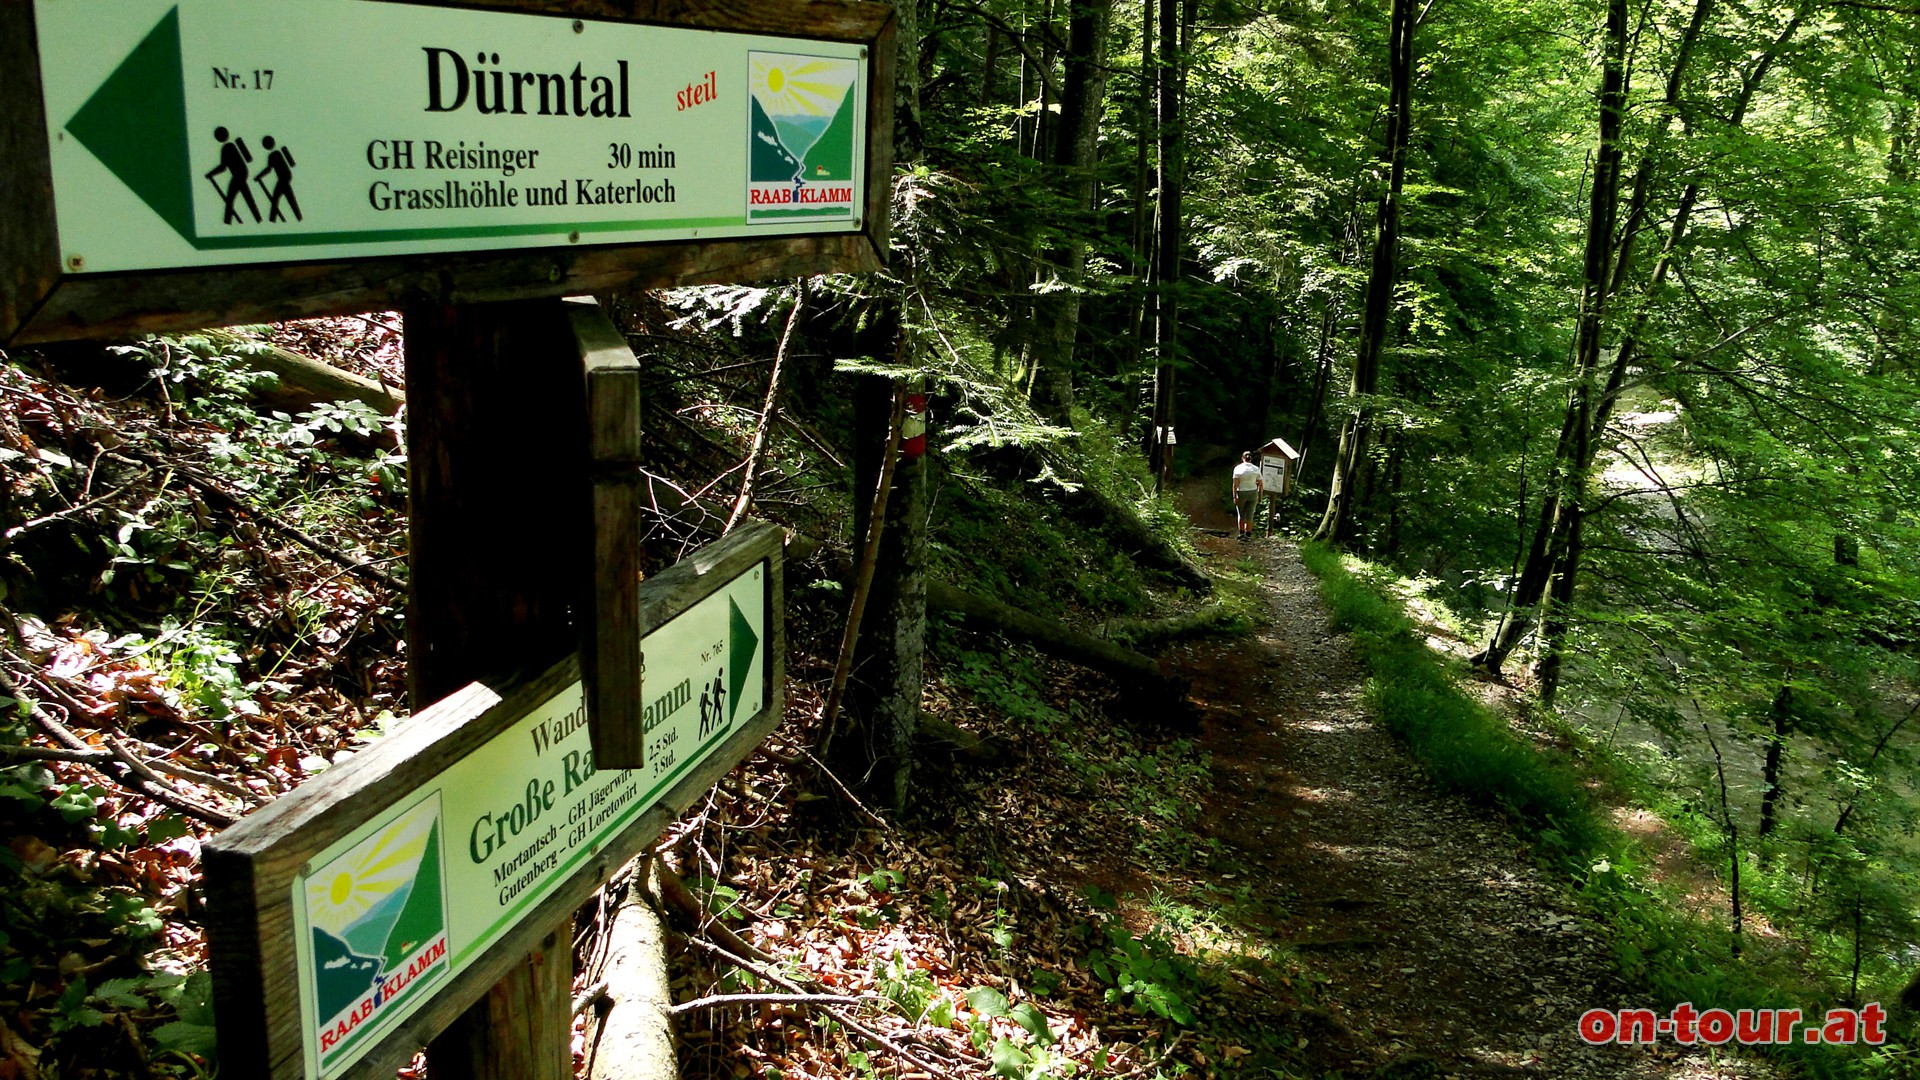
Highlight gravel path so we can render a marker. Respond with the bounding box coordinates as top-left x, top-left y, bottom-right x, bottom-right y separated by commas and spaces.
1168, 534, 1783, 1079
